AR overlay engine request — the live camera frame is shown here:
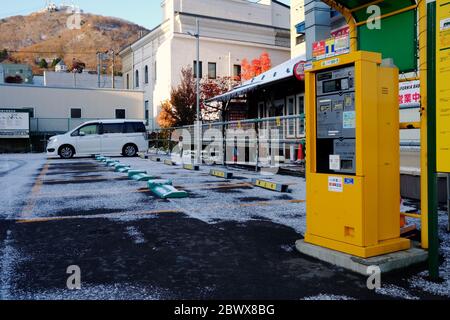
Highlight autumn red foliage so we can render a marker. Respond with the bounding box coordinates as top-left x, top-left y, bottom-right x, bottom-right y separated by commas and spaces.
241, 52, 272, 81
